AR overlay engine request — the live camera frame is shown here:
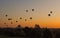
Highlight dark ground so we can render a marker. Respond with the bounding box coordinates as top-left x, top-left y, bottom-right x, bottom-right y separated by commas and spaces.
0, 25, 60, 38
